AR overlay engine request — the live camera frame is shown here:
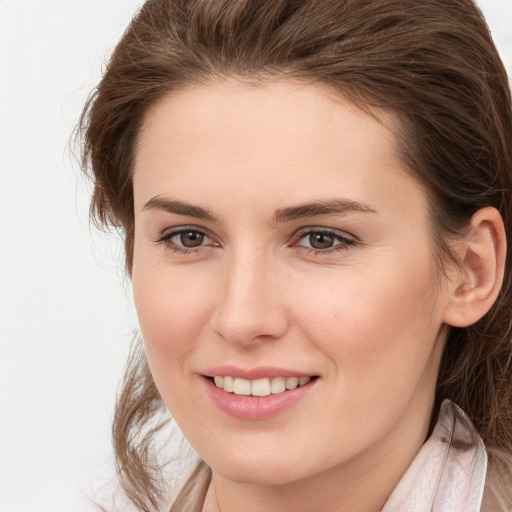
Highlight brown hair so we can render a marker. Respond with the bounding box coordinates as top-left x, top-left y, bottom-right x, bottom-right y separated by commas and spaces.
78, 1, 512, 510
